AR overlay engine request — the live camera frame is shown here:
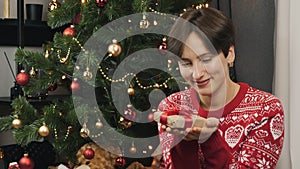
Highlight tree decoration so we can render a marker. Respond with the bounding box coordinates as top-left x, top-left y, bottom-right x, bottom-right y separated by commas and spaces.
63, 25, 76, 37
95, 0, 108, 8
123, 104, 136, 121
16, 70, 29, 86
118, 117, 132, 129
80, 123, 90, 138
19, 154, 34, 169
115, 157, 126, 168
81, 0, 88, 4
83, 67, 93, 81
158, 37, 167, 54
8, 162, 20, 169
48, 0, 61, 12
72, 13, 82, 25
129, 143, 137, 154
107, 39, 122, 57
127, 87, 135, 95
95, 119, 103, 129
70, 78, 80, 93
83, 146, 95, 160
48, 83, 58, 91
0, 148, 4, 159
148, 113, 154, 122
12, 116, 22, 129
38, 123, 50, 137
140, 14, 150, 29
29, 67, 37, 78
